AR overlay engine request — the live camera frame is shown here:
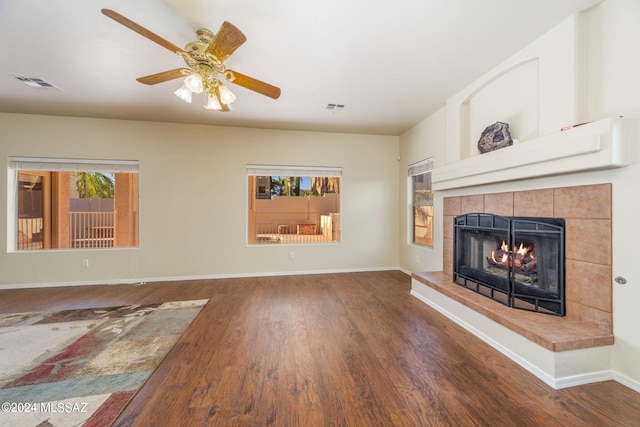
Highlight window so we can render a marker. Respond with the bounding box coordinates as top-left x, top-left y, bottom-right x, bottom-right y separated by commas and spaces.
409, 158, 433, 246
247, 165, 341, 244
8, 157, 139, 251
